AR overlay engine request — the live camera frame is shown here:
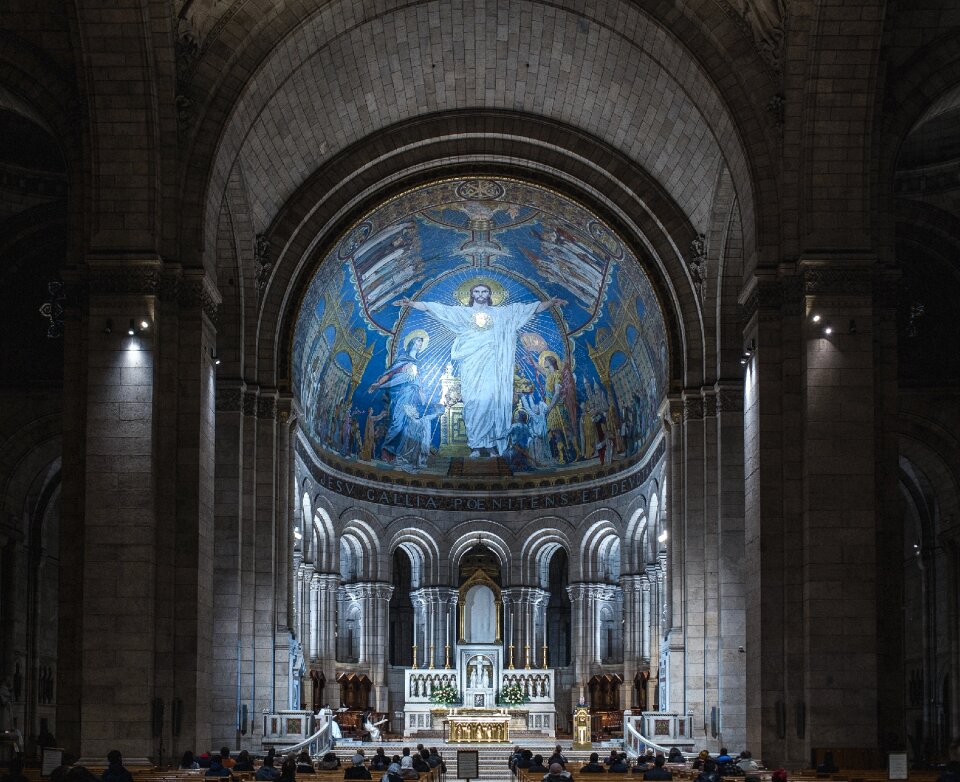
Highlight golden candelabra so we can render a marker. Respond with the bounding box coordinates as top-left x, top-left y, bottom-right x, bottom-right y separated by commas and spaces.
508, 644, 515, 669
542, 645, 548, 669
429, 643, 435, 669
524, 643, 531, 669
412, 644, 418, 669
444, 644, 451, 669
